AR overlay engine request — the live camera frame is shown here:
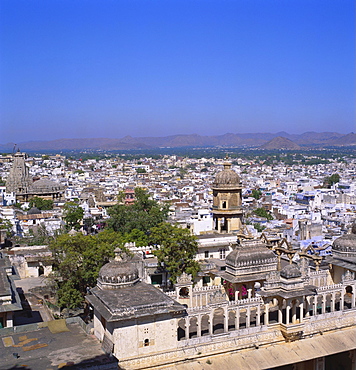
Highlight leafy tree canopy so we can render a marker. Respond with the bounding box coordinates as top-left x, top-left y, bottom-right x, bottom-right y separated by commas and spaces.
49, 230, 126, 309
29, 196, 54, 210
323, 173, 340, 188
251, 189, 262, 200
107, 188, 169, 234
63, 201, 84, 231
253, 207, 273, 221
150, 223, 200, 284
